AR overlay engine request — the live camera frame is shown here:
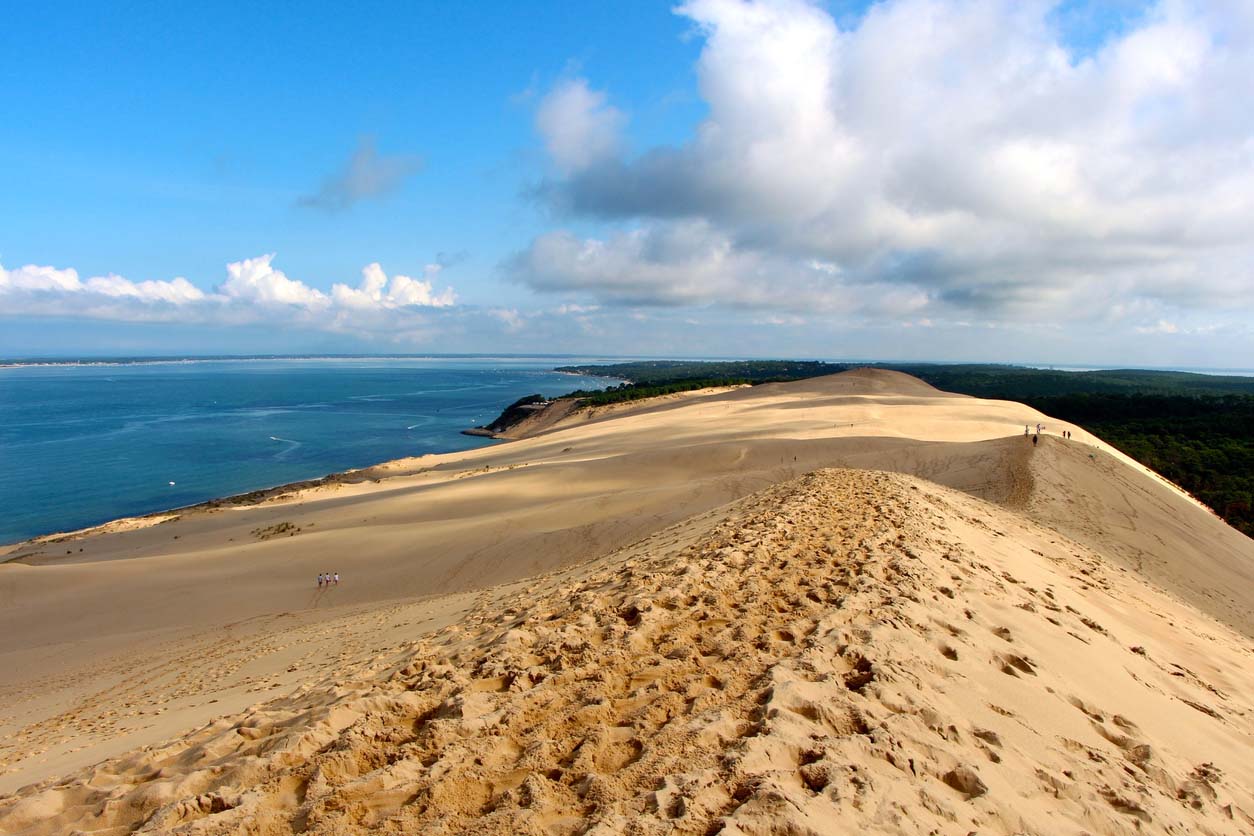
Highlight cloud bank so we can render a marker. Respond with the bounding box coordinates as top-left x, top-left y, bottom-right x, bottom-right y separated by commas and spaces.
0, 256, 456, 340
516, 0, 1254, 328
297, 137, 423, 211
